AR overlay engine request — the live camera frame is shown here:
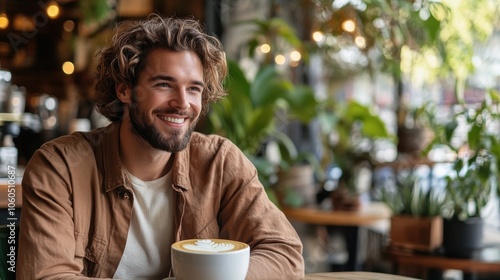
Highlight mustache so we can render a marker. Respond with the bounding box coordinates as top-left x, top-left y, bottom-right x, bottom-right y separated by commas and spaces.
152, 108, 194, 118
